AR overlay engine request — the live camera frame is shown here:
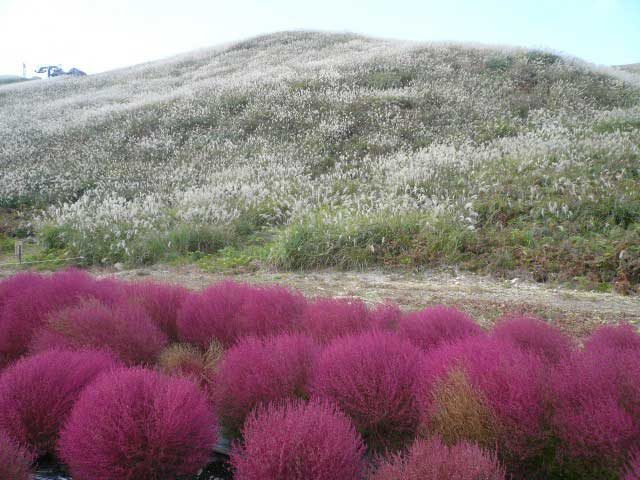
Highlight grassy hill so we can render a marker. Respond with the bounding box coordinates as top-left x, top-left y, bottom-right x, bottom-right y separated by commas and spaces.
1, 32, 639, 290
0, 75, 34, 86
